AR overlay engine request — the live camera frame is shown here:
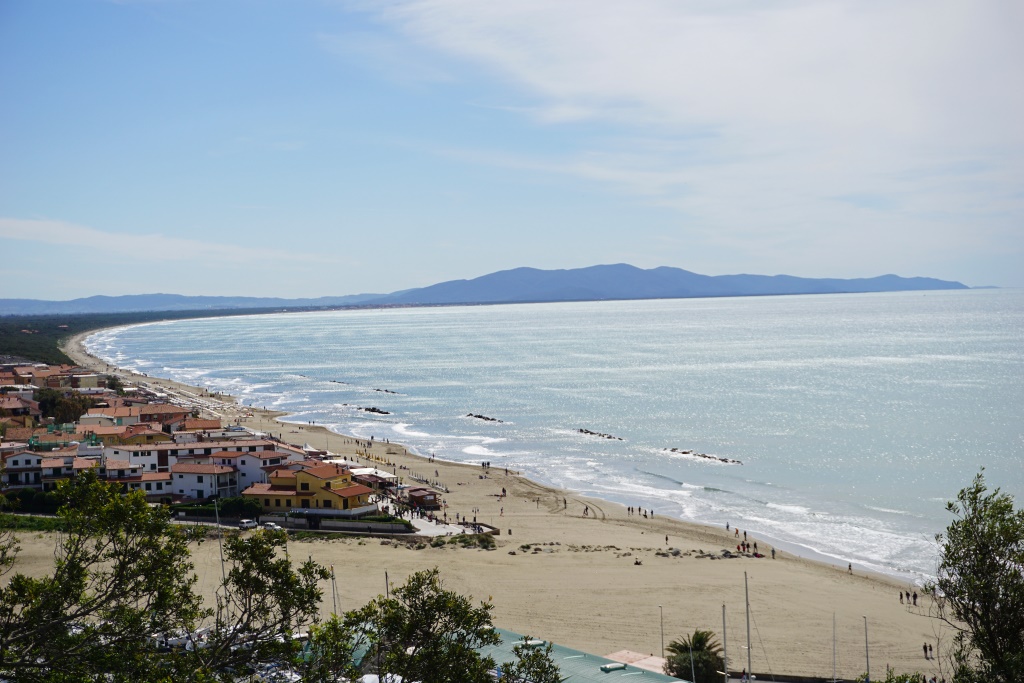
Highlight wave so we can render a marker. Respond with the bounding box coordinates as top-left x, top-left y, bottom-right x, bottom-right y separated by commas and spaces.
765, 502, 813, 515
391, 423, 434, 439
462, 444, 504, 458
